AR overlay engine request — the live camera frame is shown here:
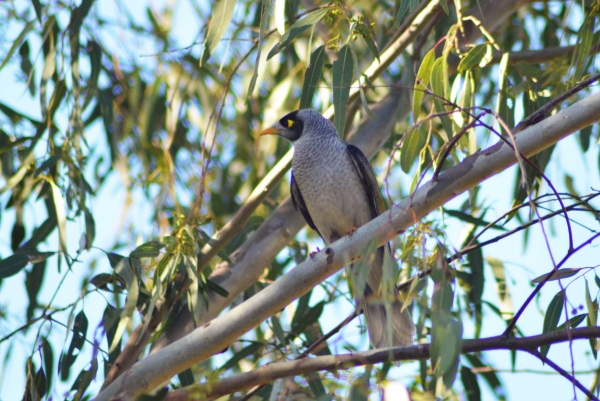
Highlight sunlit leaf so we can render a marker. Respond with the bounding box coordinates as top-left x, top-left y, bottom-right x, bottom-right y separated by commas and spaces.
457, 44, 488, 73
130, 241, 165, 258
201, 0, 236, 65
246, 0, 271, 99
267, 8, 330, 60
413, 48, 435, 121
